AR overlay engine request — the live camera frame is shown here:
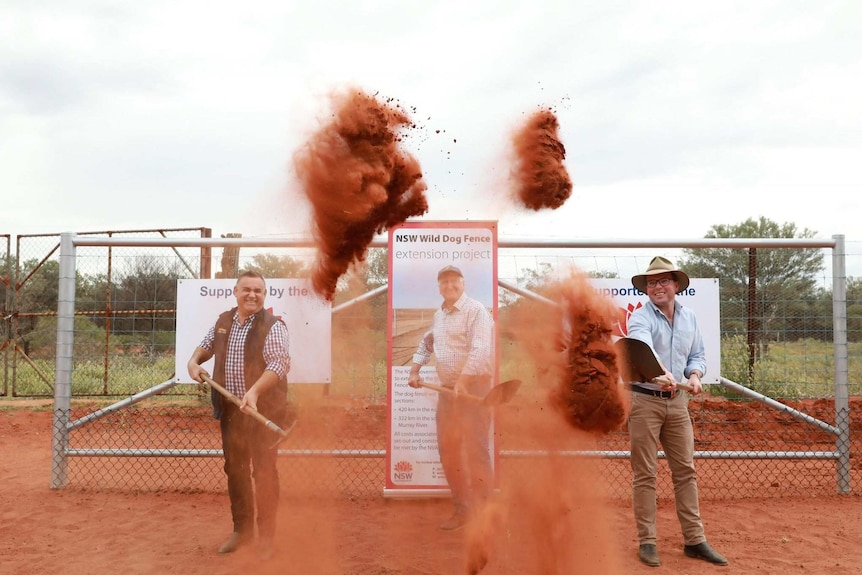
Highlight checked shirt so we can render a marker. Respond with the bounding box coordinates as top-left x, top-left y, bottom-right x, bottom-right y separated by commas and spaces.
412, 292, 493, 386
199, 311, 290, 397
